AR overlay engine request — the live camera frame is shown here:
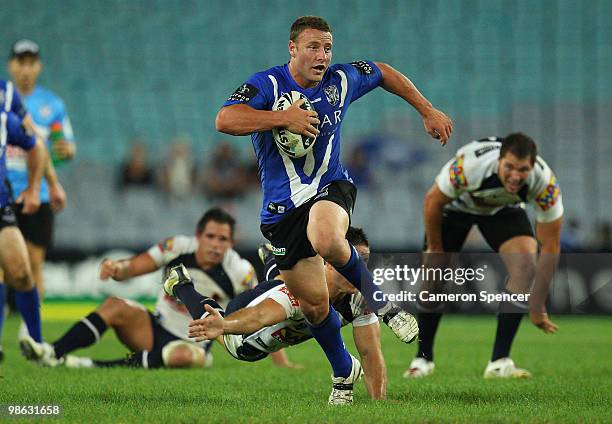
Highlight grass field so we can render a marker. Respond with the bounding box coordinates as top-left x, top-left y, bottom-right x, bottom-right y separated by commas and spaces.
0, 302, 610, 423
